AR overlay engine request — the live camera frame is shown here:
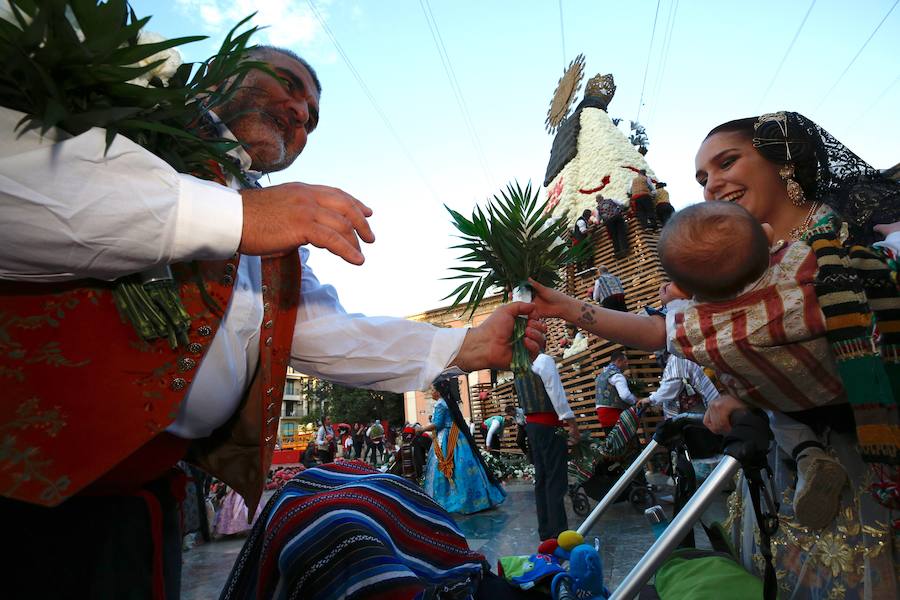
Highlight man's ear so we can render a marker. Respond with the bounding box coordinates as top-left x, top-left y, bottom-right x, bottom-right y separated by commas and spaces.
761, 223, 775, 245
